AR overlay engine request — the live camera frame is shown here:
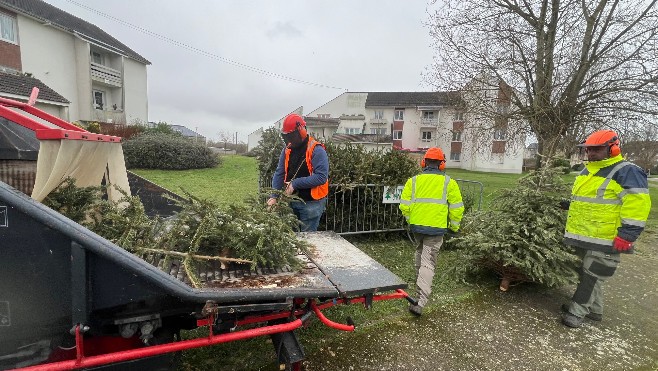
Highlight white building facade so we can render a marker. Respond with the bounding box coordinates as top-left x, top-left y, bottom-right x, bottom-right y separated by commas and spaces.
0, 0, 150, 124
306, 91, 524, 173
